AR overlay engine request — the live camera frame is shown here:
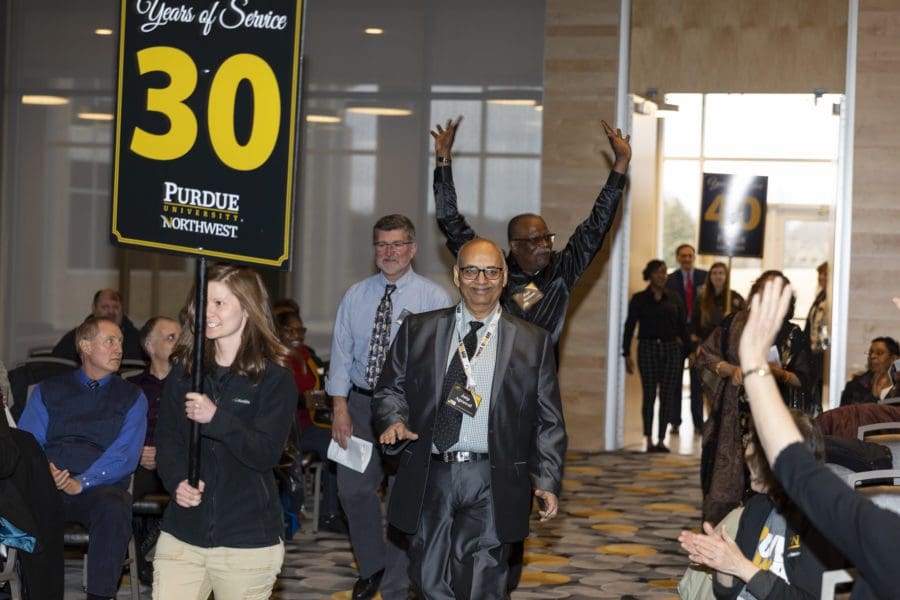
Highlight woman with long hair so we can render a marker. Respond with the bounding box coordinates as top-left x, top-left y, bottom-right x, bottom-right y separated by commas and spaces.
622, 259, 689, 452
695, 270, 812, 524
691, 262, 745, 345
153, 264, 296, 600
